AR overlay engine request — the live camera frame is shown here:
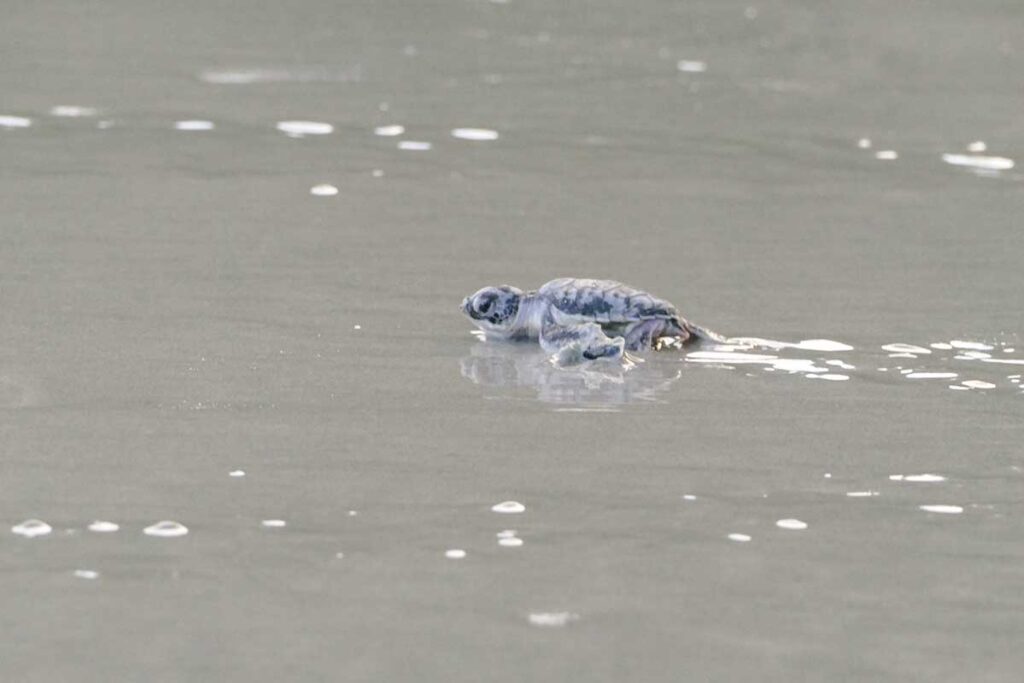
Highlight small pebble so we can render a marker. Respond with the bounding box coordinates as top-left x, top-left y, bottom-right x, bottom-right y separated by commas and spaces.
919, 505, 963, 514
87, 520, 120, 533
491, 501, 526, 514
50, 105, 97, 117
0, 115, 33, 128
310, 184, 338, 196
261, 519, 287, 528
727, 533, 752, 542
12, 519, 52, 538
143, 521, 188, 537
776, 518, 808, 530
374, 125, 405, 136
397, 140, 432, 151
174, 120, 214, 131
528, 612, 579, 627
276, 120, 333, 136
451, 127, 499, 141
445, 549, 467, 559
73, 569, 99, 580
676, 60, 707, 73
